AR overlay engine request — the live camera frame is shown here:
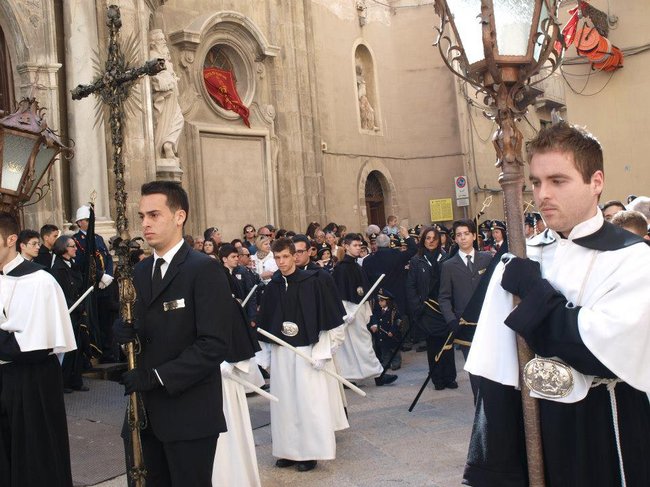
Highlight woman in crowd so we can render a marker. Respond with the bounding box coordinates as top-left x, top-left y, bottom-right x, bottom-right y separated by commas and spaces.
242, 224, 257, 252
50, 235, 87, 393
325, 231, 343, 262
406, 226, 451, 390
251, 235, 277, 283
305, 221, 320, 239
202, 239, 217, 259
